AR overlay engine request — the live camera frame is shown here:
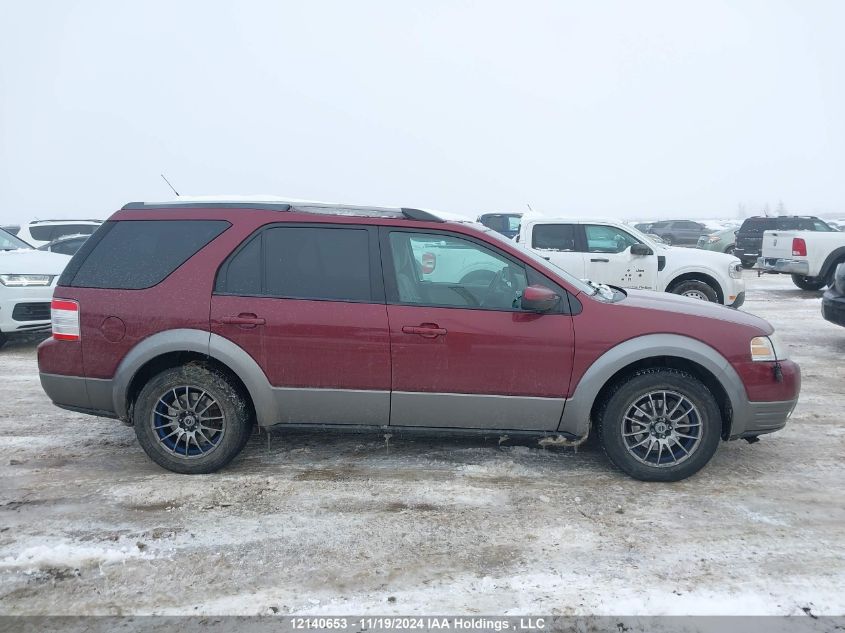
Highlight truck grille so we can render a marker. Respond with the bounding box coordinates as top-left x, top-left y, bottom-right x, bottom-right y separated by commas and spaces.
12, 302, 51, 322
